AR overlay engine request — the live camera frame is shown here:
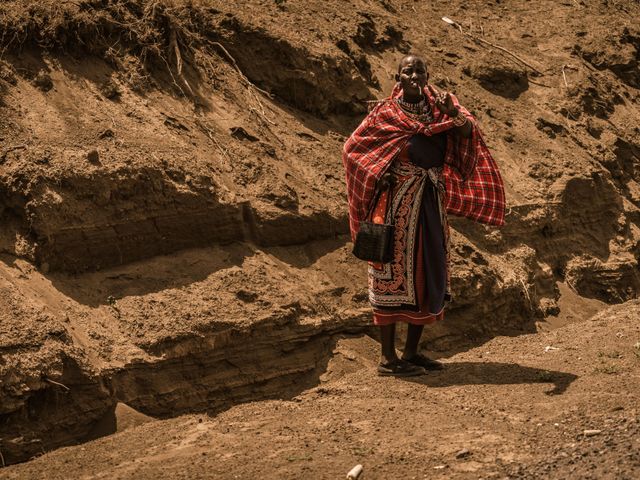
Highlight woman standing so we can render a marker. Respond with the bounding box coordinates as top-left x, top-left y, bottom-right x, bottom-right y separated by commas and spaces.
343, 54, 506, 376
